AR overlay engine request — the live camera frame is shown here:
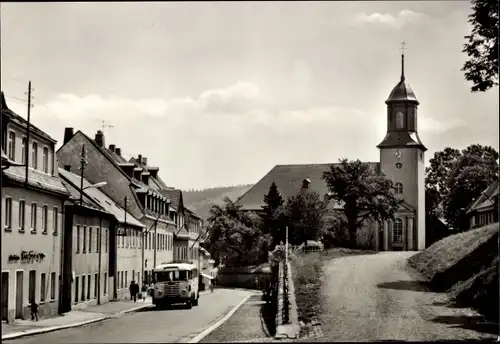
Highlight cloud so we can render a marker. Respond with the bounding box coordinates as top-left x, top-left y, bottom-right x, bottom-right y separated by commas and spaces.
352, 10, 428, 29
2, 81, 469, 189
